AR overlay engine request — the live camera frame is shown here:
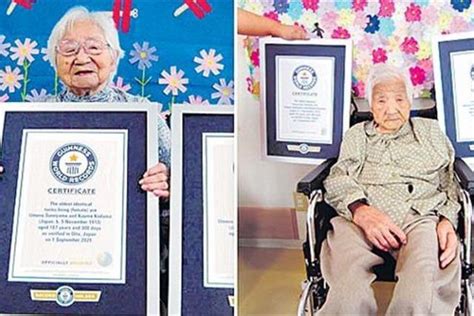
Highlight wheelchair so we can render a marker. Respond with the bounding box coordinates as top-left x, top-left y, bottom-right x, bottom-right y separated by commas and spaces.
296, 108, 474, 315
